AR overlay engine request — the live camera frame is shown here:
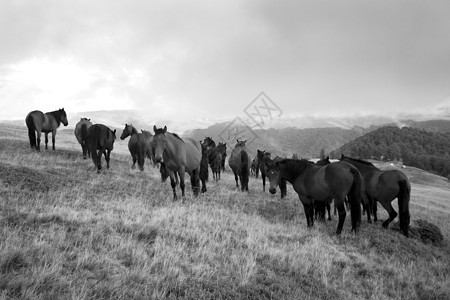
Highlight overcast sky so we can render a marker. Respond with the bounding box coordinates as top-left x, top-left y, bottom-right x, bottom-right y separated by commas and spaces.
1, 0, 450, 122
